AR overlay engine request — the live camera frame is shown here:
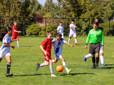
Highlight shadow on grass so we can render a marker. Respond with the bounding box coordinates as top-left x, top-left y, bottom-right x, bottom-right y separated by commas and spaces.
14, 73, 49, 77
60, 72, 95, 76
98, 64, 114, 69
